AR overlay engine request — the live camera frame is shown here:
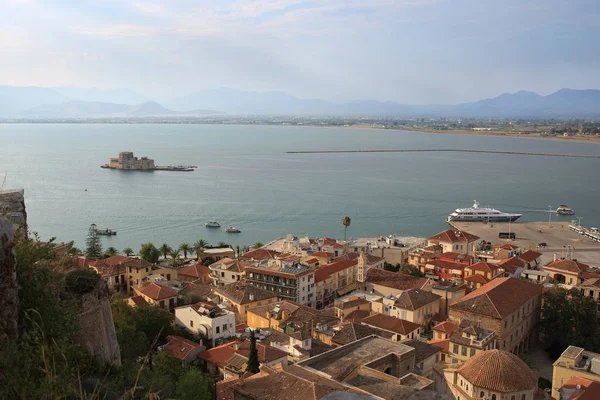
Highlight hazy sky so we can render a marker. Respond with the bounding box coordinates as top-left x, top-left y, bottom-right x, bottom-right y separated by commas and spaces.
2, 0, 599, 104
